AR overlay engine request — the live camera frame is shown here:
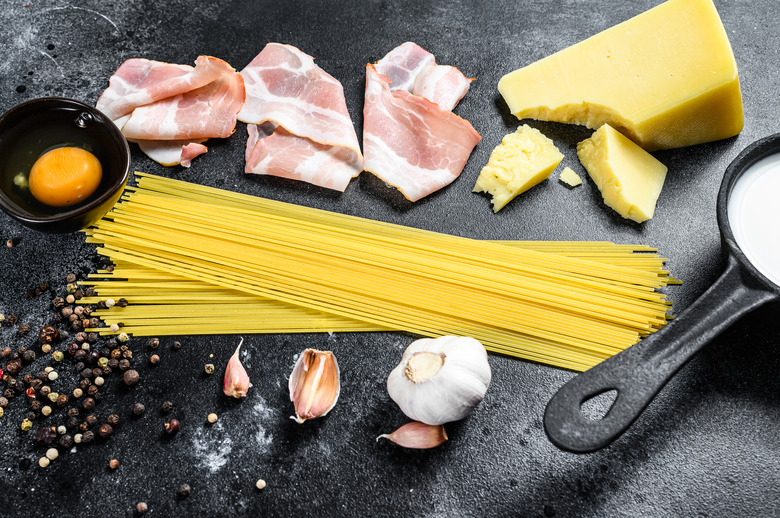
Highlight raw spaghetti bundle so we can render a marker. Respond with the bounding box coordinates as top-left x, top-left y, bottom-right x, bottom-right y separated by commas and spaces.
82, 173, 678, 371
